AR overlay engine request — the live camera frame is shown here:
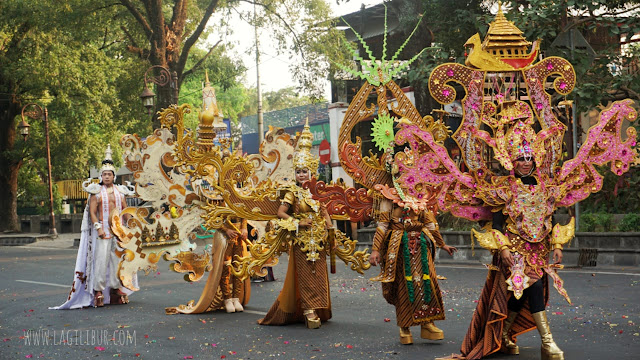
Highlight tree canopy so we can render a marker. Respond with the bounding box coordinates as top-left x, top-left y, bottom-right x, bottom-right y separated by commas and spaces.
1, 0, 349, 231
